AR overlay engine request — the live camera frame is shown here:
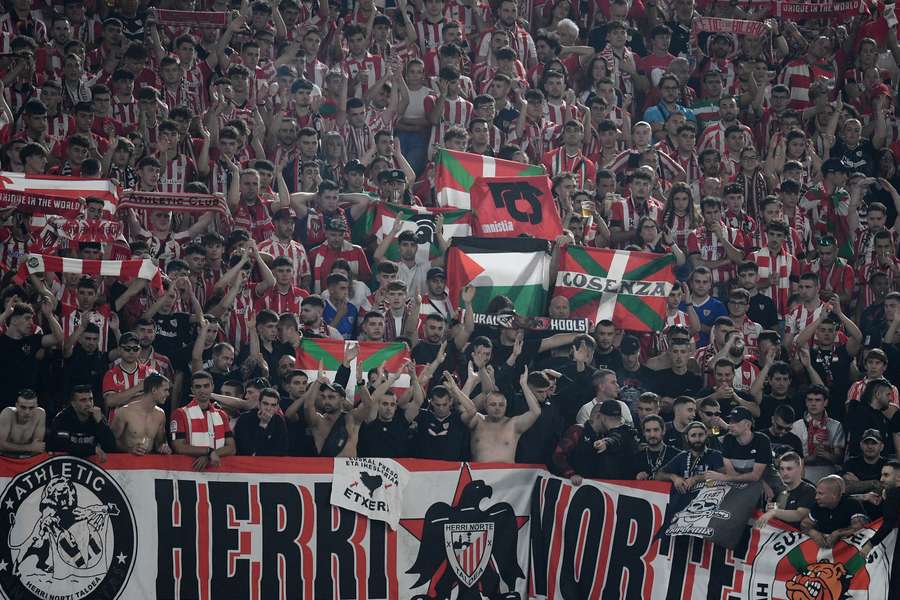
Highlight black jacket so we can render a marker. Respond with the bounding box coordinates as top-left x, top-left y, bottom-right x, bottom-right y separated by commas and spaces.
48, 406, 116, 457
